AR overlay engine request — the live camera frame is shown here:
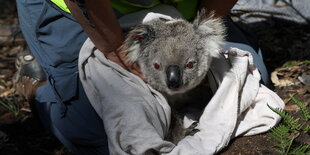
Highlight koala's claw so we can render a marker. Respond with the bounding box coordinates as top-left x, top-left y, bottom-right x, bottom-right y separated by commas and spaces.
191, 121, 199, 127
188, 129, 200, 136
185, 122, 199, 136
